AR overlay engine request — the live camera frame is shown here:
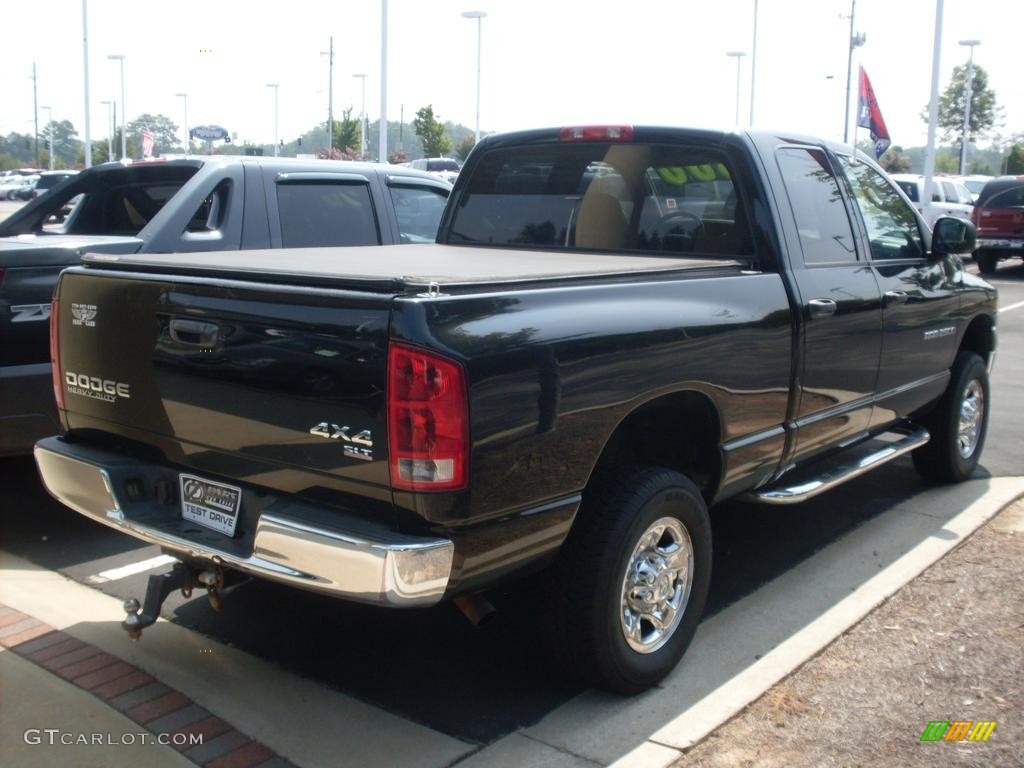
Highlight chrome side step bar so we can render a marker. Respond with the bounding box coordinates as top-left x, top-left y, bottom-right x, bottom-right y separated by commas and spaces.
744, 426, 930, 505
